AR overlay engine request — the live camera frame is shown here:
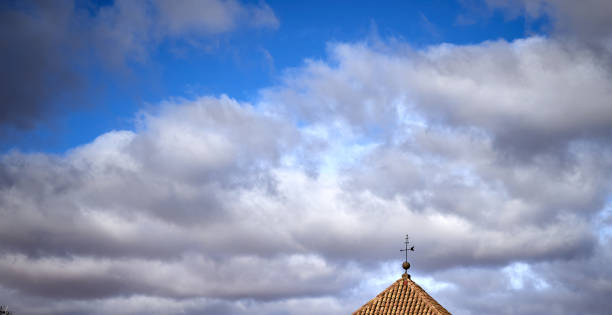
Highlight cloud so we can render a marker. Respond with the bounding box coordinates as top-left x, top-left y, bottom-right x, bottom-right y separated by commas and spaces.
485, 0, 612, 50
0, 1, 83, 130
0, 0, 278, 132
95, 0, 279, 65
155, 0, 278, 36
2, 6, 612, 314
432, 236, 612, 315
266, 38, 612, 158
